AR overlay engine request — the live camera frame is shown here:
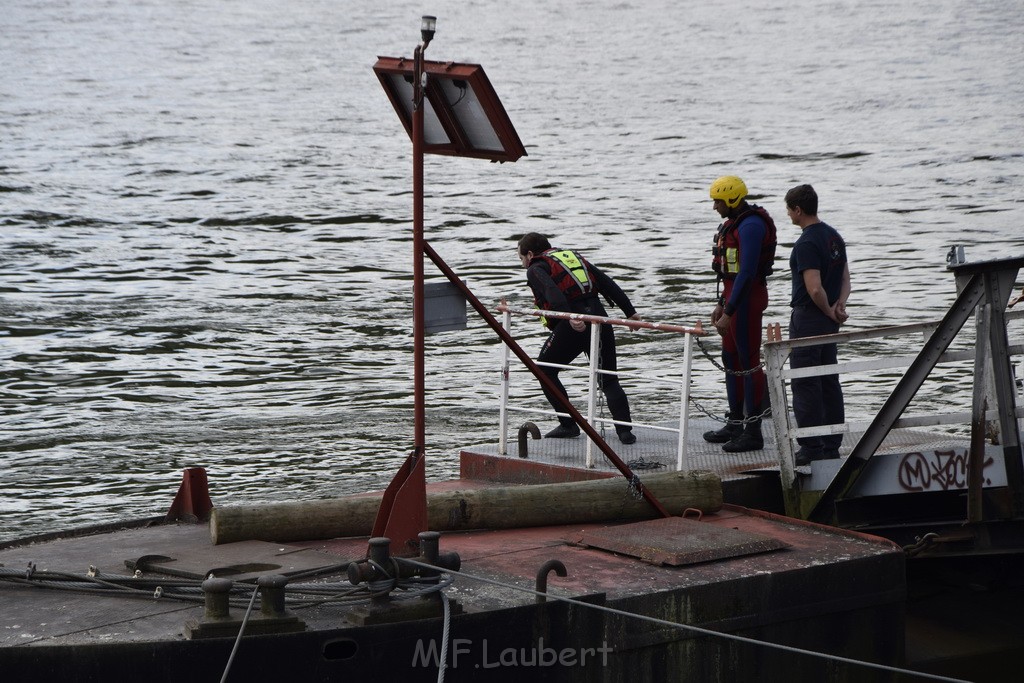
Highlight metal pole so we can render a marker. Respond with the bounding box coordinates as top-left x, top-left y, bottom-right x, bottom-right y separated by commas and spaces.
984, 271, 1024, 516
586, 322, 600, 468
412, 43, 426, 456
677, 332, 694, 471
968, 303, 990, 523
499, 308, 512, 456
